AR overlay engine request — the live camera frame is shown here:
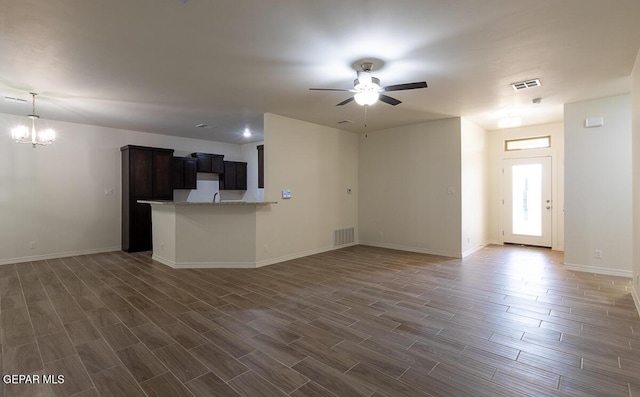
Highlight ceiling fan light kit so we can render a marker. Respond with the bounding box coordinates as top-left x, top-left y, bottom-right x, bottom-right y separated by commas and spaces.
353, 70, 381, 105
